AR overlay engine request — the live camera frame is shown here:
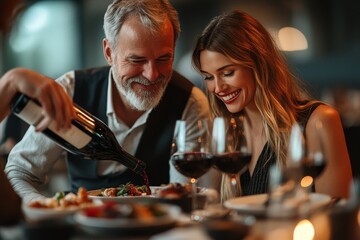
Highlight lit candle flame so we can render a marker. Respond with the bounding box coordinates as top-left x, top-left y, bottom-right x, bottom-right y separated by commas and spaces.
294, 219, 315, 240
